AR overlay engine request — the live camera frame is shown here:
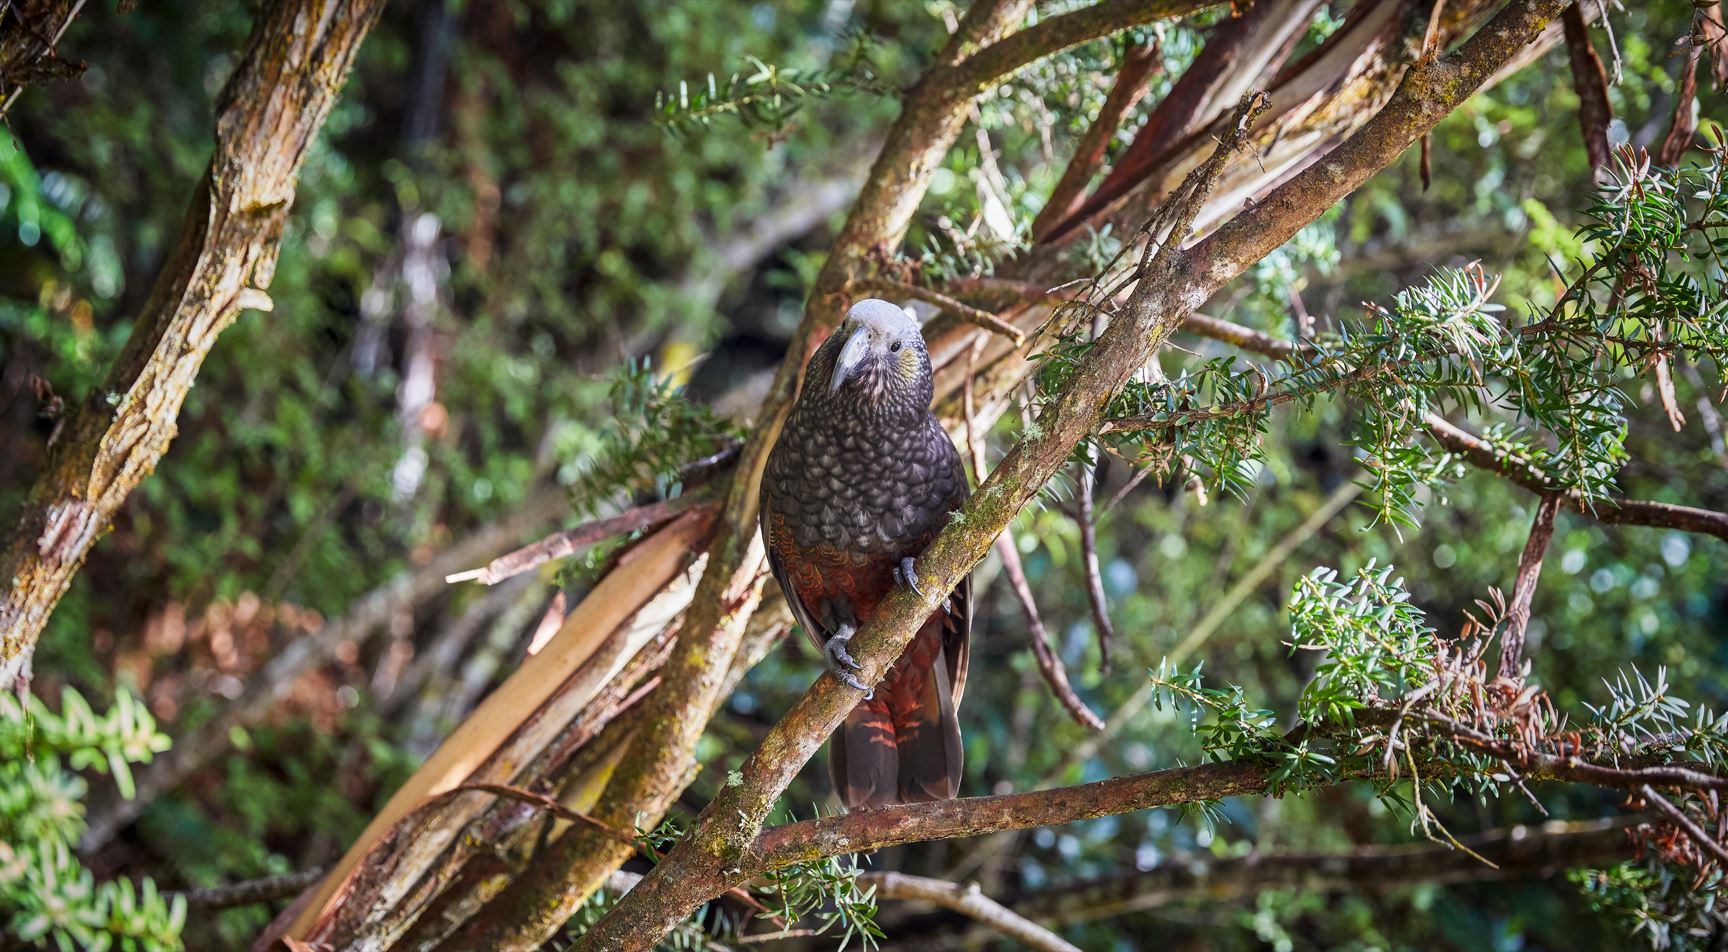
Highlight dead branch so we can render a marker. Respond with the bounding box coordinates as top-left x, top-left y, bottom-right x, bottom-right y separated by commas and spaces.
868, 278, 1027, 344
861, 871, 1082, 952
446, 491, 717, 586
